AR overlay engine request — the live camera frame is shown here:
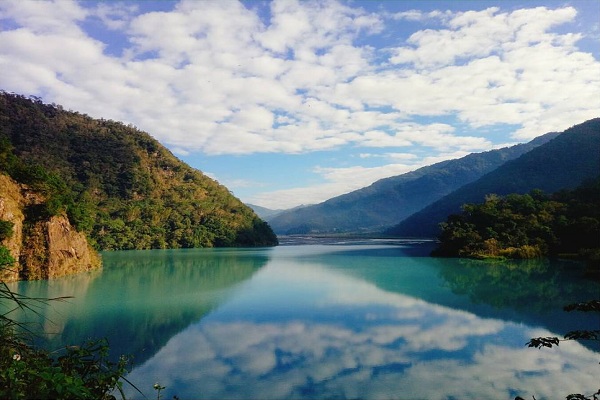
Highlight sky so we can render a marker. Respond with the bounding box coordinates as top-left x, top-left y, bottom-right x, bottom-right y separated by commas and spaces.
1, 0, 599, 210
